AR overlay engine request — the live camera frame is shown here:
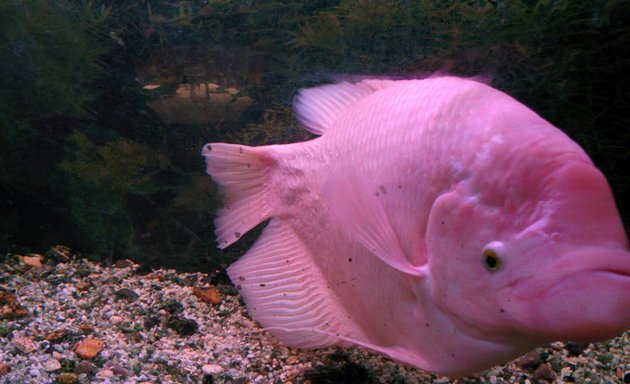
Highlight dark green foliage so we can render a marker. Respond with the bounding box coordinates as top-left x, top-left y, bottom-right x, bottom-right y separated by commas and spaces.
1, 0, 628, 271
